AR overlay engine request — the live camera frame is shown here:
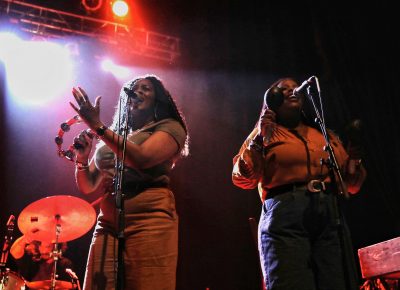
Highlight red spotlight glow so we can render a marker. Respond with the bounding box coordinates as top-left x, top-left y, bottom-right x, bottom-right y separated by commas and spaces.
82, 0, 103, 12
112, 0, 129, 17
